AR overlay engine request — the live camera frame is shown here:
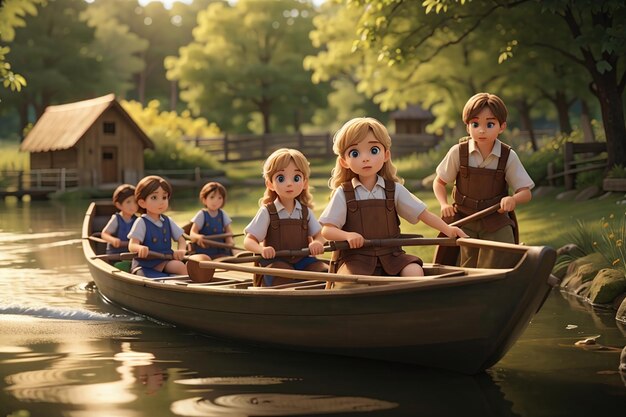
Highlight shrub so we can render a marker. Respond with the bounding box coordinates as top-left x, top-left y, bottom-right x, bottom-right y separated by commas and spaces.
121, 100, 221, 170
